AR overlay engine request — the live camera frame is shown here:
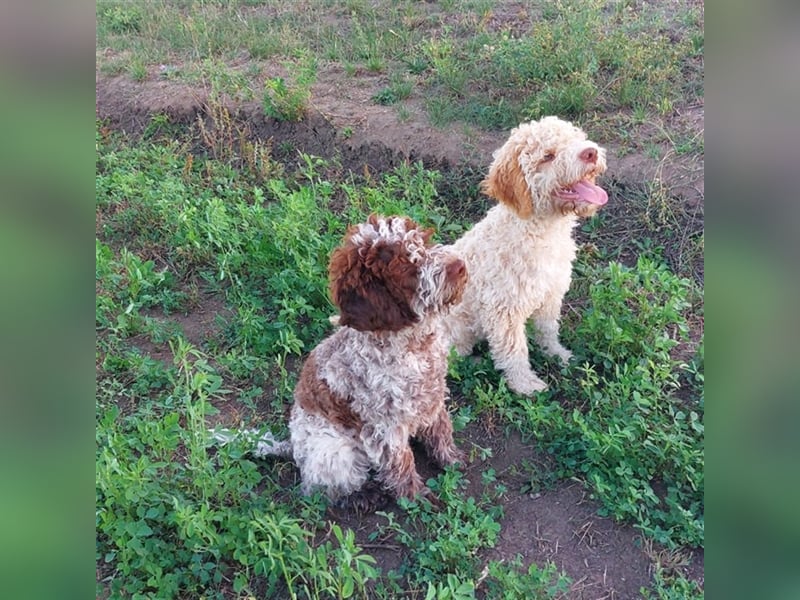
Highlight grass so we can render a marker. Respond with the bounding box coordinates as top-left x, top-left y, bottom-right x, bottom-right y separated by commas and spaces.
96, 0, 703, 136
96, 121, 703, 597
96, 1, 703, 597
